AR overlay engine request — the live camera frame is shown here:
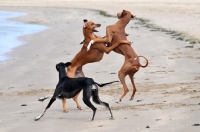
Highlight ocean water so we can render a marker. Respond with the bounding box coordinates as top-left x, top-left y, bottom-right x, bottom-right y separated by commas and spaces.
0, 11, 47, 62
